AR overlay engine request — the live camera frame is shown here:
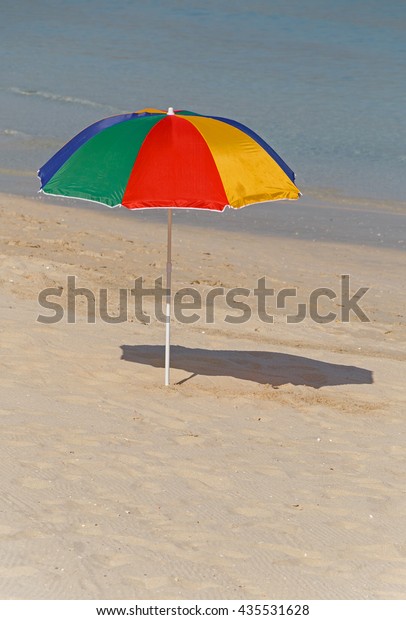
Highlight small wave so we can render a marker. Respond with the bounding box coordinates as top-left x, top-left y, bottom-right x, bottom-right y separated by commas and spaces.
8, 87, 122, 112
0, 129, 62, 148
1, 128, 32, 138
